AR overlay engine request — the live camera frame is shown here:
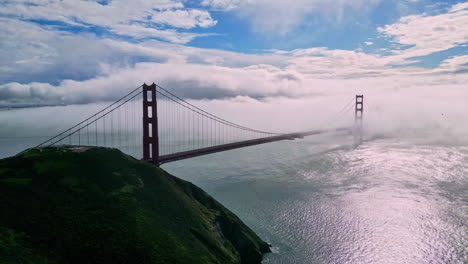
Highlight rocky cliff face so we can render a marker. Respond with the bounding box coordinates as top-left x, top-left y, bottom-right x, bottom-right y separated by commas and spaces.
0, 147, 270, 264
